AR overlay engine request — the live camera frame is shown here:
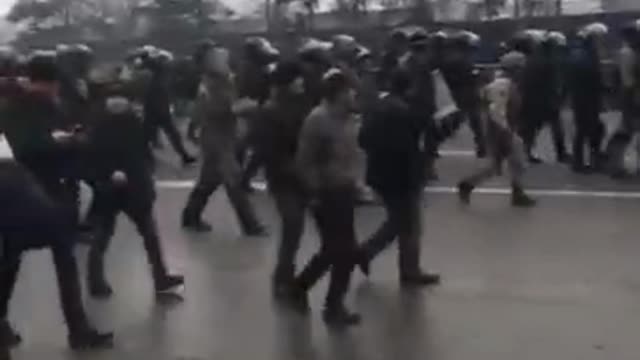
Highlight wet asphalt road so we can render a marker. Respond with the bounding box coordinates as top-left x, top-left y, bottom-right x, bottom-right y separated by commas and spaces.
5, 113, 640, 360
